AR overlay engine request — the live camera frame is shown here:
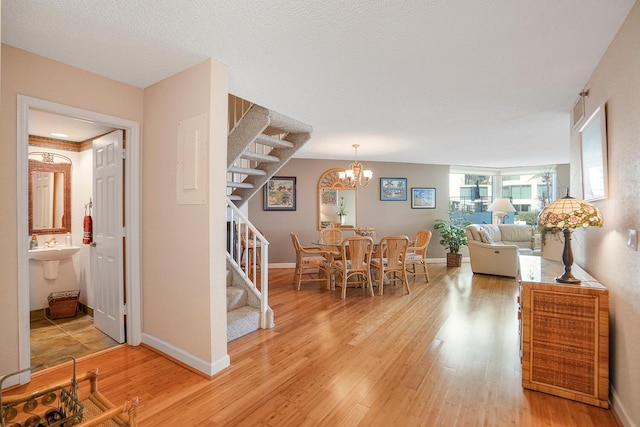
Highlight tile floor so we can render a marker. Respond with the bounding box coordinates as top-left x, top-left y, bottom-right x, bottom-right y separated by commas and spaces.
30, 312, 119, 373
